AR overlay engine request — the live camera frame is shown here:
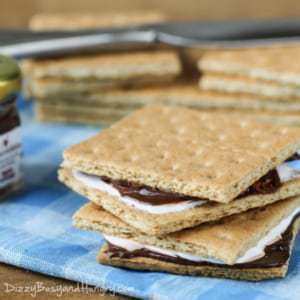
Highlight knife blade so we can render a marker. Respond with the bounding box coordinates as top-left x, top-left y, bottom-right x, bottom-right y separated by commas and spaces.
2, 17, 300, 59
